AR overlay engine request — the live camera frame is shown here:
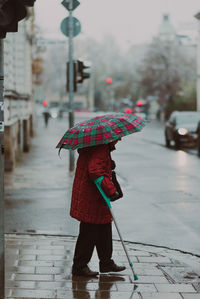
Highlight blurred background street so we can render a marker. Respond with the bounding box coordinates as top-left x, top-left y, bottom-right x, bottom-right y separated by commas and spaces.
4, 113, 200, 256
